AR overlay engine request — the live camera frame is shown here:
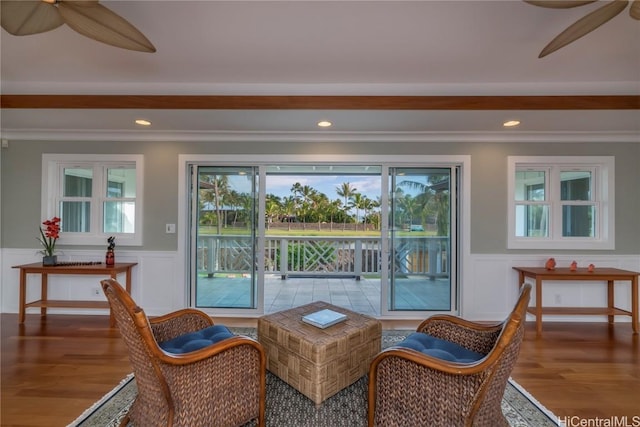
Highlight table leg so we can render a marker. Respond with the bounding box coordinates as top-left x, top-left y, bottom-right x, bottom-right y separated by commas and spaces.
41, 273, 48, 318
120, 266, 134, 327
125, 266, 132, 294
19, 269, 26, 323
518, 272, 525, 289
109, 272, 117, 327
607, 280, 615, 325
536, 277, 543, 336
632, 277, 638, 335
